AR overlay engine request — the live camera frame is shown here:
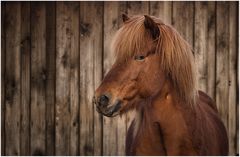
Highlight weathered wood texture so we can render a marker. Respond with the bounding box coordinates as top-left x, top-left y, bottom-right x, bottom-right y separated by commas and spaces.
216, 1, 230, 132
1, 1, 238, 155
30, 2, 46, 155
150, 1, 172, 25
20, 2, 30, 155
5, 2, 21, 155
45, 2, 56, 155
1, 2, 6, 155
56, 2, 79, 155
80, 2, 103, 155
172, 1, 194, 46
228, 2, 238, 155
